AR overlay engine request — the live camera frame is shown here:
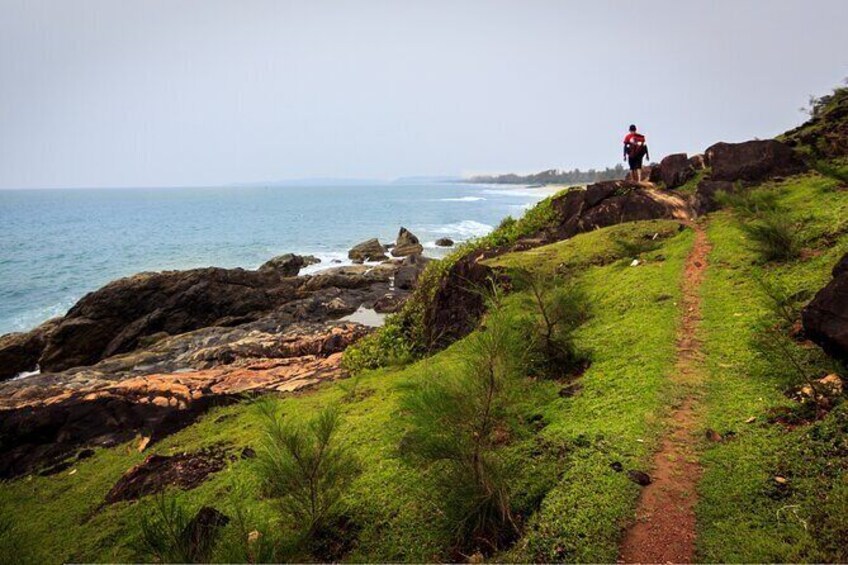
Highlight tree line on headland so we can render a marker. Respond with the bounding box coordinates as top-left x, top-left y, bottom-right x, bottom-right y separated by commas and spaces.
466, 163, 628, 185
